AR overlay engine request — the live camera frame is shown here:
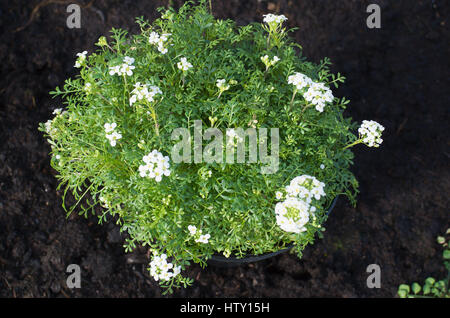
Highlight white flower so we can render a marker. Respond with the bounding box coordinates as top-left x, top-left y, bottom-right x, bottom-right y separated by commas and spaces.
288, 72, 312, 90
149, 31, 160, 44
104, 122, 117, 133
275, 191, 283, 200
123, 56, 135, 65
84, 82, 92, 93
106, 131, 122, 147
120, 63, 135, 76
104, 122, 121, 146
195, 233, 211, 244
177, 57, 193, 72
216, 79, 230, 92
159, 33, 170, 42
52, 108, 63, 115
173, 266, 181, 276
109, 65, 121, 76
44, 119, 54, 135
153, 168, 163, 182
358, 120, 384, 147
74, 51, 87, 68
158, 44, 168, 54
188, 225, 197, 235
320, 164, 325, 170
129, 95, 137, 106
261, 55, 280, 69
